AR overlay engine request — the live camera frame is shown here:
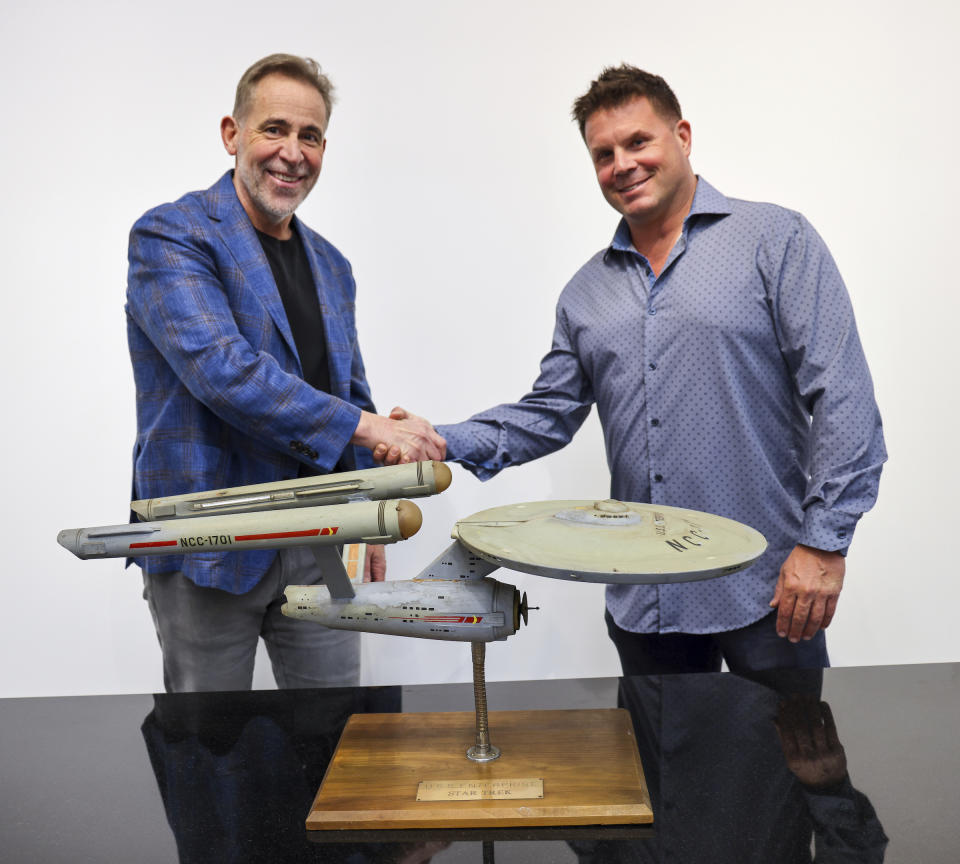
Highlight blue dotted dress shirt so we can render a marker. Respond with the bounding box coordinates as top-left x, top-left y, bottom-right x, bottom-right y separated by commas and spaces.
437, 178, 886, 634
